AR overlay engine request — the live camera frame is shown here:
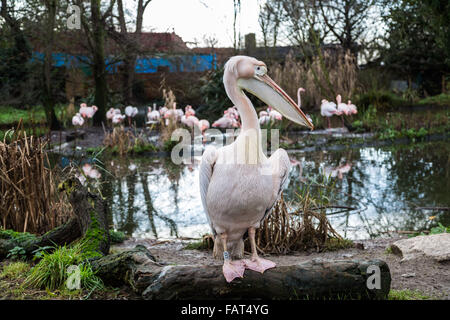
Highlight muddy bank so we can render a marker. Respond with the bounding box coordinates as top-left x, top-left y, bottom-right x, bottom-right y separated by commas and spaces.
114, 236, 450, 300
